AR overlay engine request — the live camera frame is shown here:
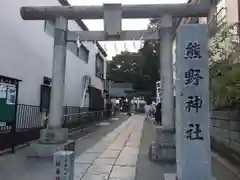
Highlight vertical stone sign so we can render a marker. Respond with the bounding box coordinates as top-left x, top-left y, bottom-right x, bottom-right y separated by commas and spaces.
175, 24, 211, 180
54, 151, 75, 180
